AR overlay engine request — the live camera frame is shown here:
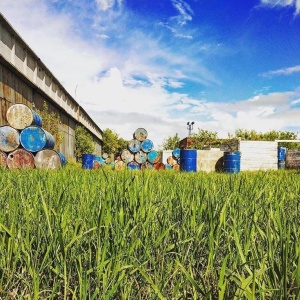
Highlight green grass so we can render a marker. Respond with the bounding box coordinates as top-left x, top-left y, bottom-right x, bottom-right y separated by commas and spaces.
0, 168, 299, 299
